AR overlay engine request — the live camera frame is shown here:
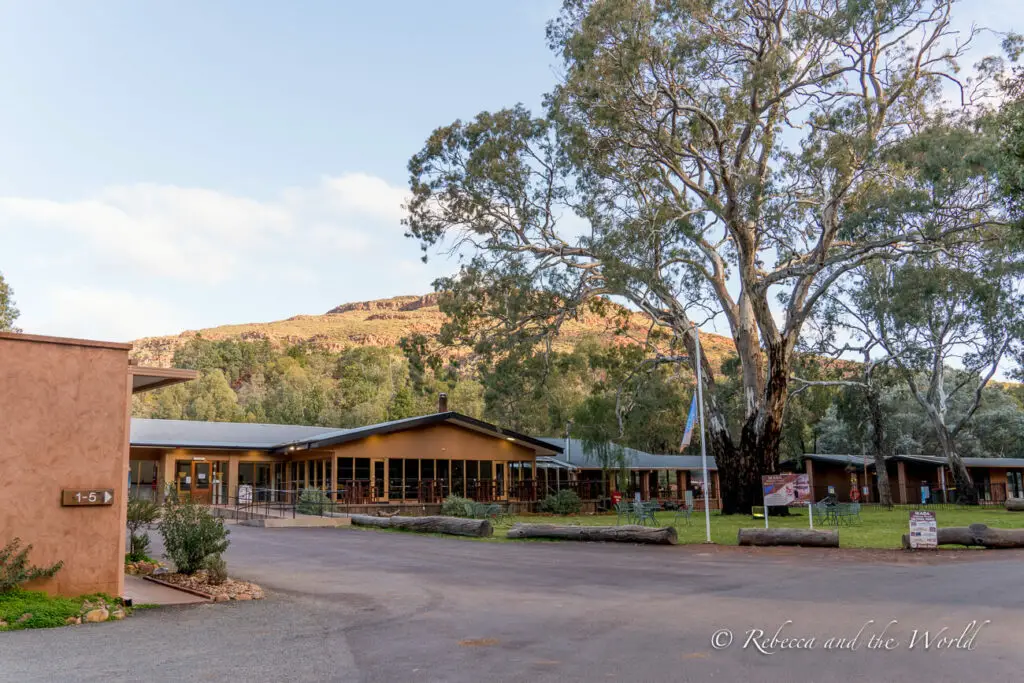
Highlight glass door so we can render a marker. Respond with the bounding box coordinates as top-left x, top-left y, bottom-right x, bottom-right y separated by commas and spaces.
193, 462, 212, 503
